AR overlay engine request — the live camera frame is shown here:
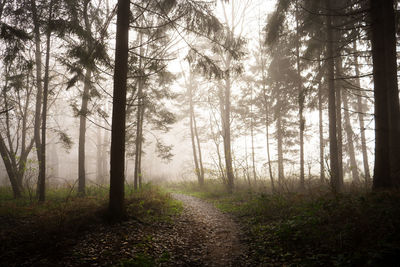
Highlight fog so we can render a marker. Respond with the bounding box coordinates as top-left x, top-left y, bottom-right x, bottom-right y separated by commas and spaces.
0, 0, 376, 193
